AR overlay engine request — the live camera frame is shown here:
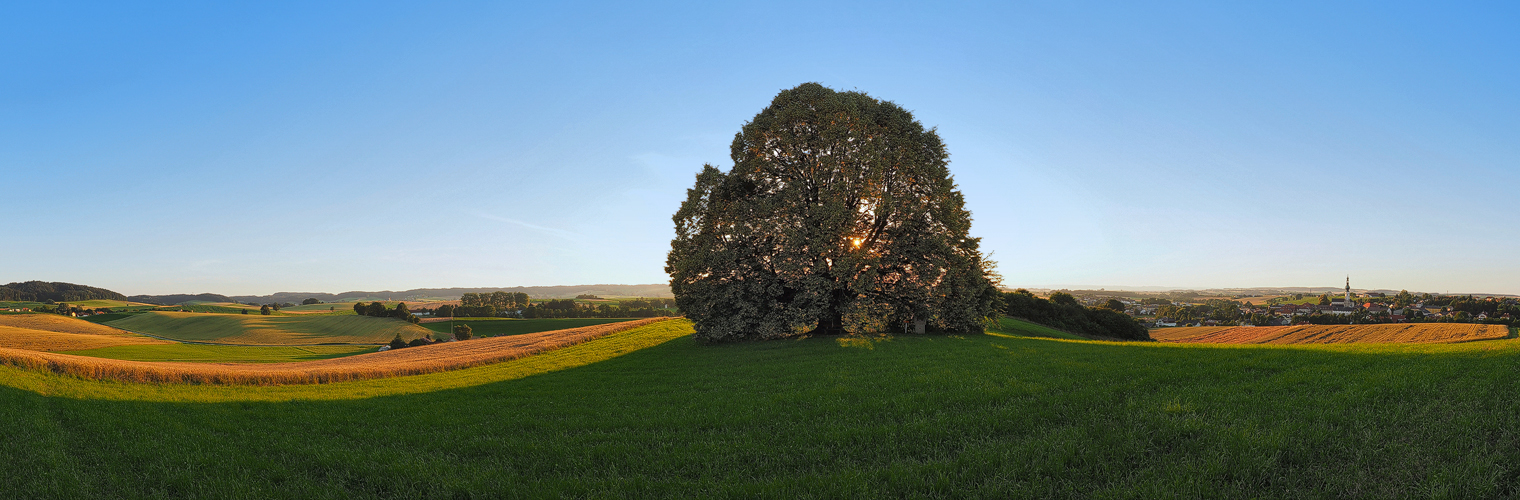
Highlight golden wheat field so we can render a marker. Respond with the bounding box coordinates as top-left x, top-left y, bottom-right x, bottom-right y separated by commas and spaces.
0, 315, 170, 351
0, 317, 669, 385
1154, 323, 1509, 344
